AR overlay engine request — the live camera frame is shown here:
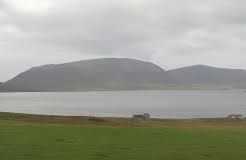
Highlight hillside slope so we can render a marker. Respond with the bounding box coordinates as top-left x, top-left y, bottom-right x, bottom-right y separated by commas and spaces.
0, 58, 170, 91
167, 65, 246, 89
